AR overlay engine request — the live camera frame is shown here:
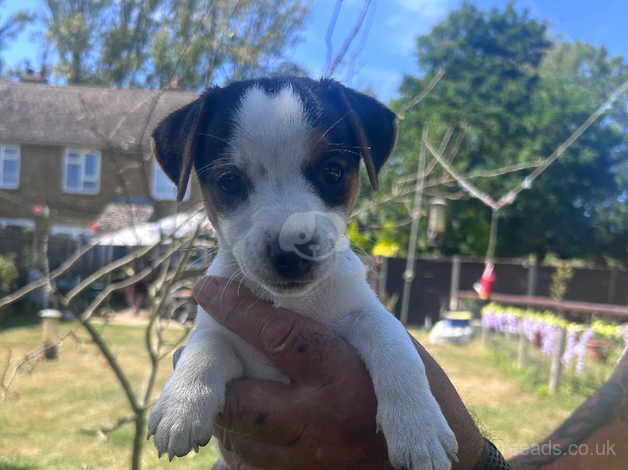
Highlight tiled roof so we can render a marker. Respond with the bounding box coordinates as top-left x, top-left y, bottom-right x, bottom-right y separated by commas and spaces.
0, 80, 198, 153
